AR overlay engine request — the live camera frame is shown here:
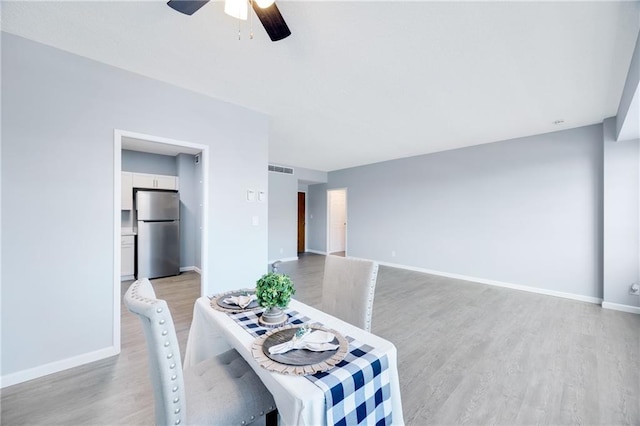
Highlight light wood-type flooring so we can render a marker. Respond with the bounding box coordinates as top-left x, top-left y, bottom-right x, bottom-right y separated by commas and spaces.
2, 253, 639, 425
